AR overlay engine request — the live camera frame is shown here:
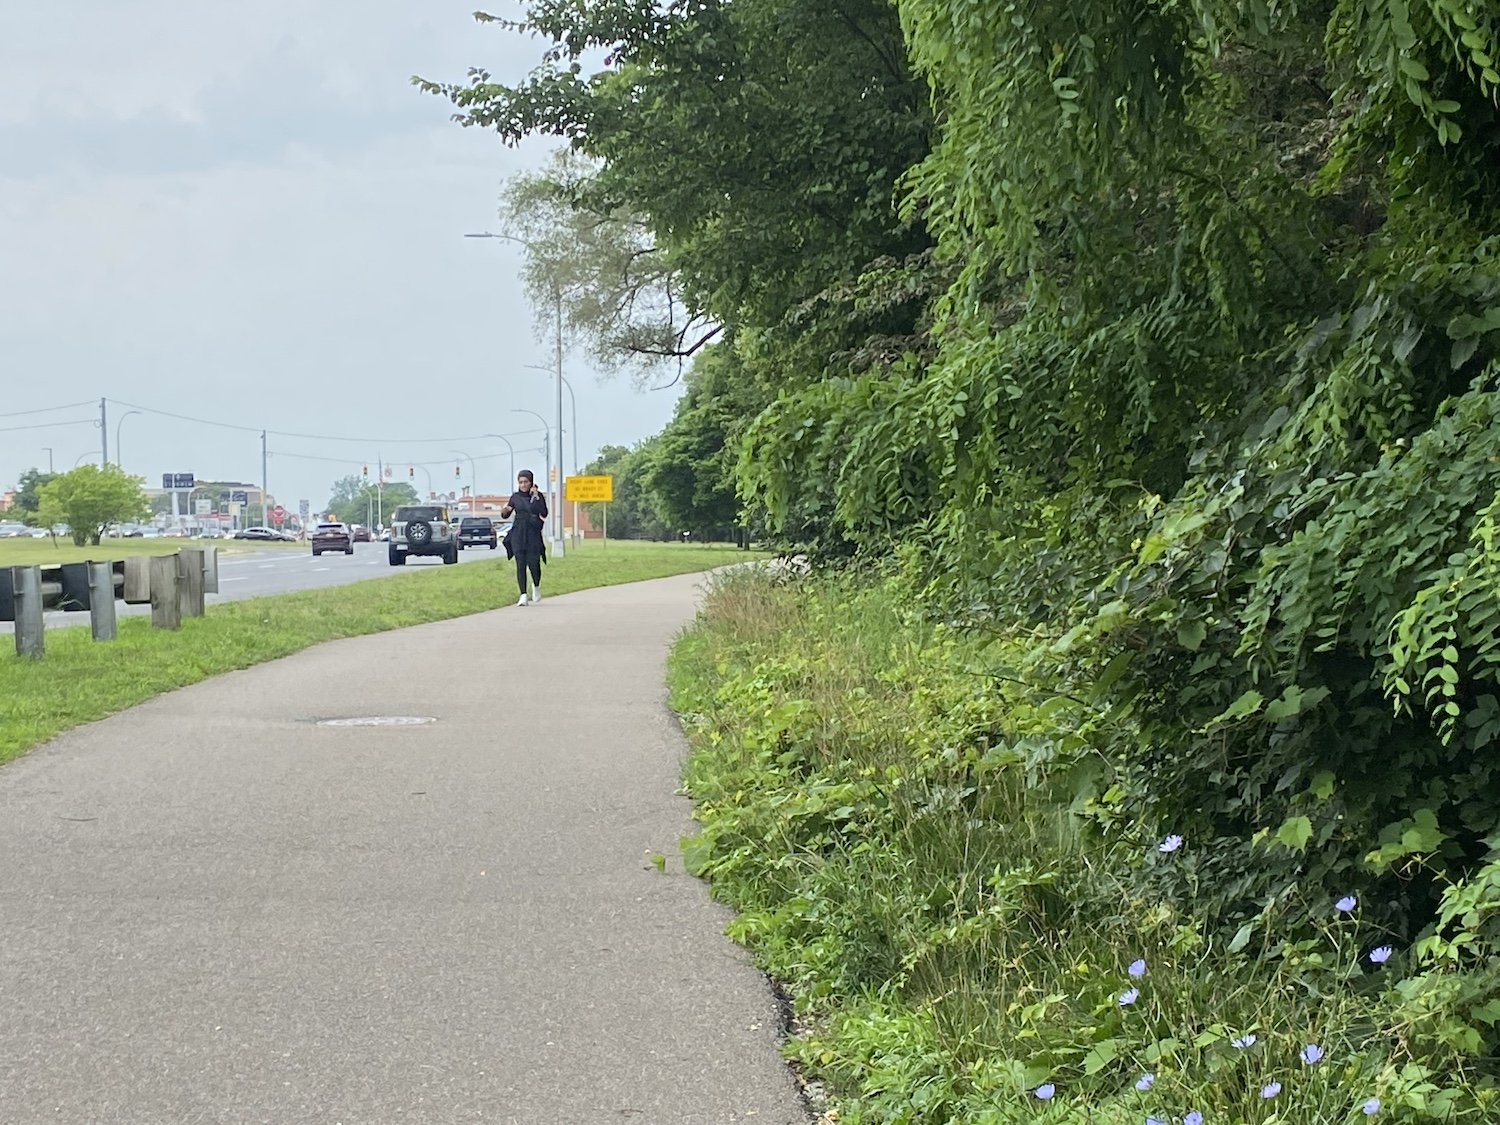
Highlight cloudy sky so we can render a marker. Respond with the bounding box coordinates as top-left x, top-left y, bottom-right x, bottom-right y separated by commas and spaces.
0, 0, 681, 511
